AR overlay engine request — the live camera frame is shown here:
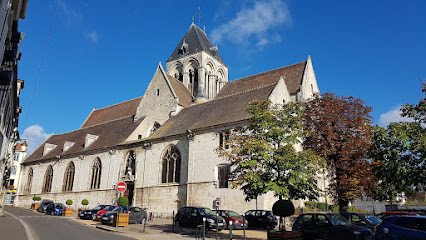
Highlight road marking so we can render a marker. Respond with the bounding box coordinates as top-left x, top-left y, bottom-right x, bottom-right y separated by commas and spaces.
5, 211, 35, 240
